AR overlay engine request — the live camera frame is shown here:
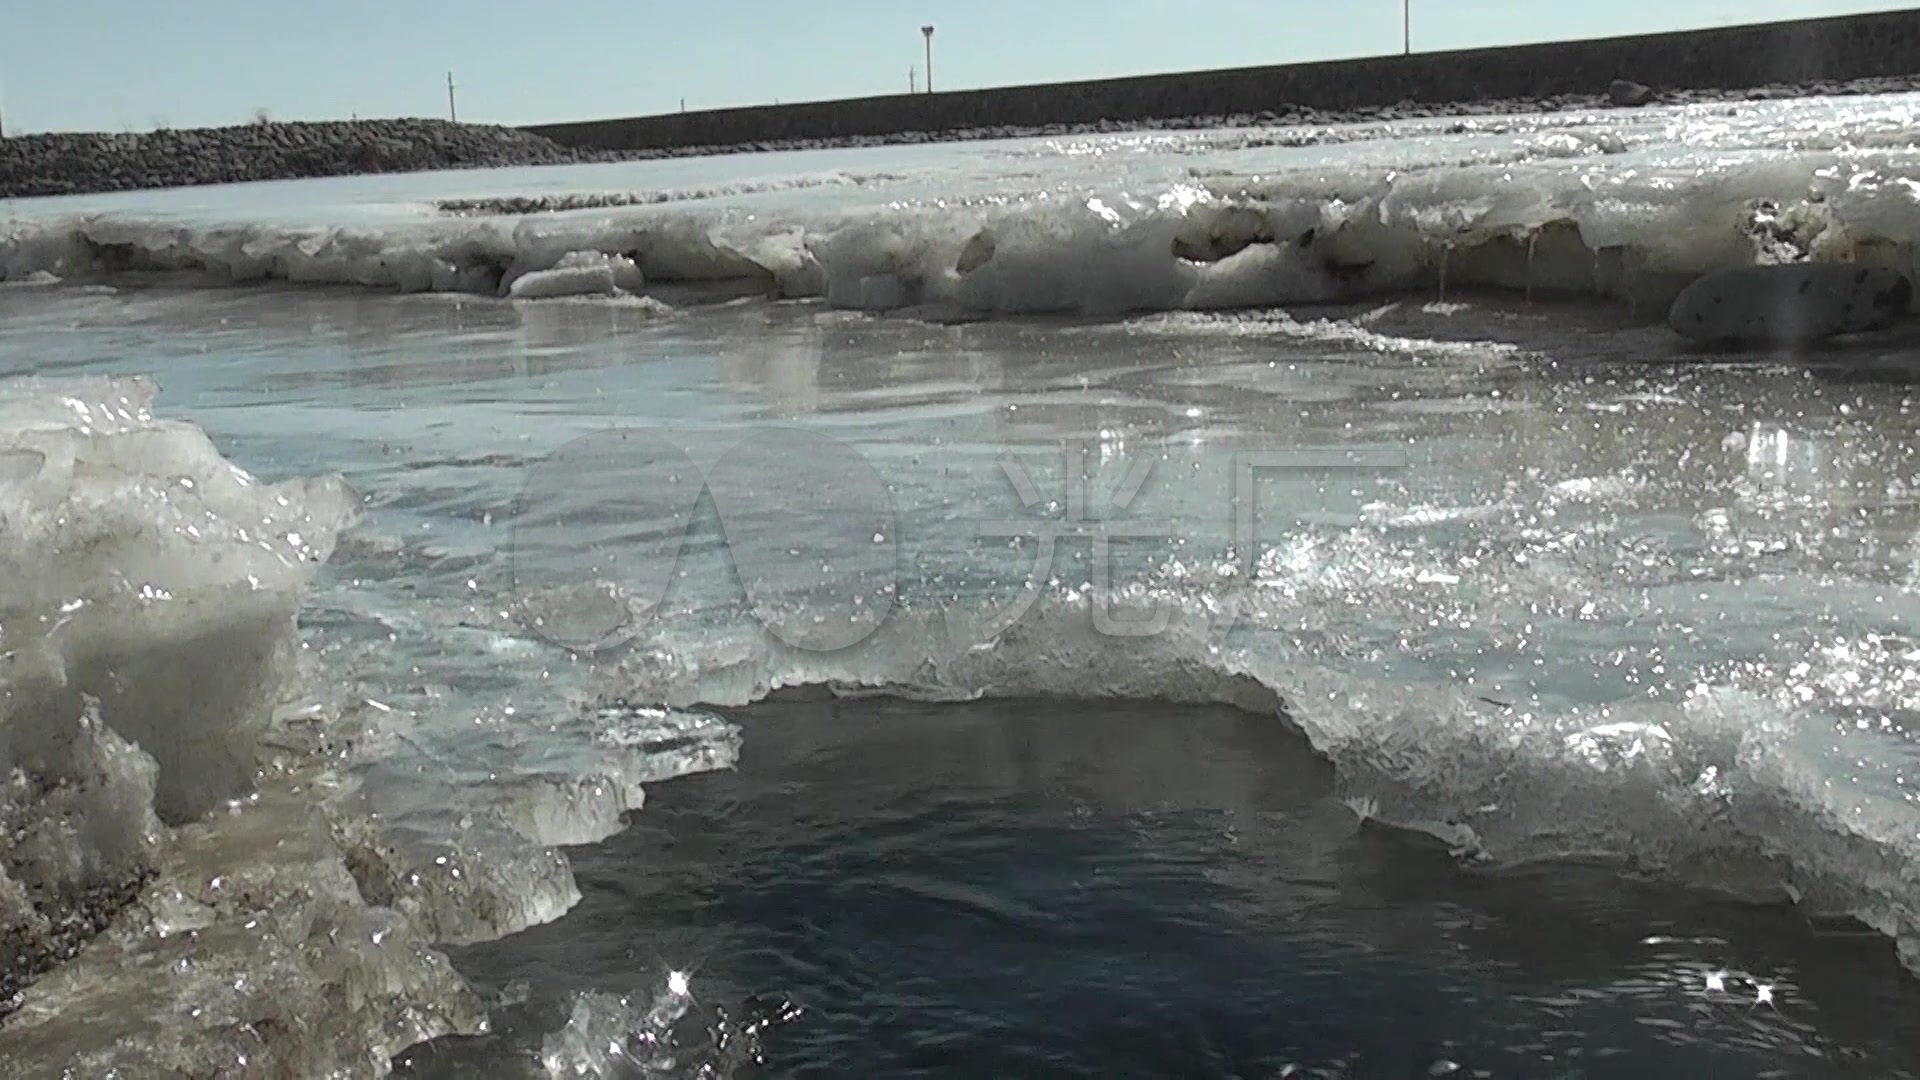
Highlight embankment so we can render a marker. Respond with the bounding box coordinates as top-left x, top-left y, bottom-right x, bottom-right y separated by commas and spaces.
6, 10, 1920, 200
0, 118, 601, 200
526, 9, 1920, 153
